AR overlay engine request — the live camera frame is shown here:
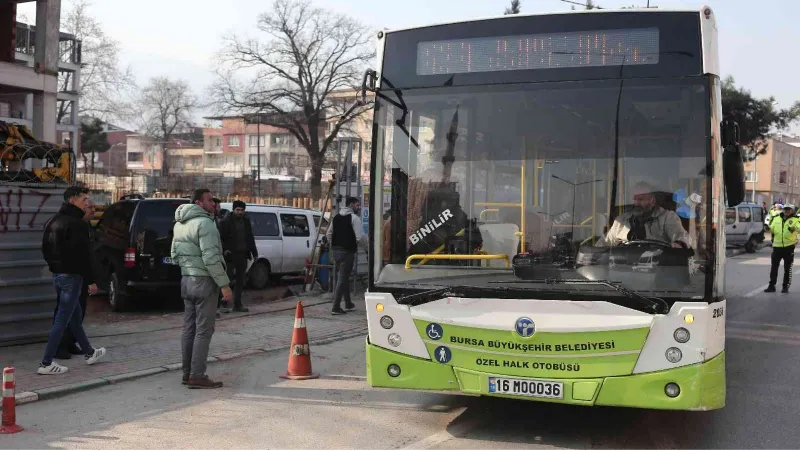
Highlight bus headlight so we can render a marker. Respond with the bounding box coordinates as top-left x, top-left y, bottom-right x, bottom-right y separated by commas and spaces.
665, 382, 681, 398
665, 347, 682, 363
380, 315, 394, 329
388, 333, 402, 347
673, 327, 690, 343
387, 364, 401, 377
